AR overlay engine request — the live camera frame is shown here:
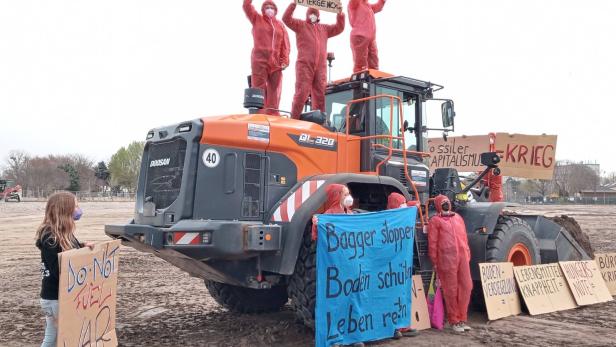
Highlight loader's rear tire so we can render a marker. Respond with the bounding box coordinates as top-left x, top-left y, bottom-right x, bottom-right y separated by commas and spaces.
204, 280, 288, 314
287, 226, 317, 330
472, 216, 540, 311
